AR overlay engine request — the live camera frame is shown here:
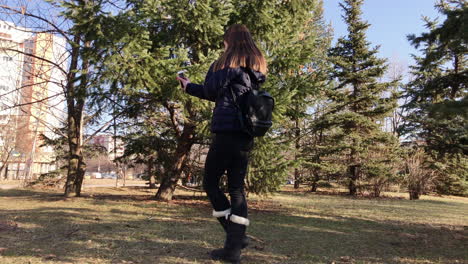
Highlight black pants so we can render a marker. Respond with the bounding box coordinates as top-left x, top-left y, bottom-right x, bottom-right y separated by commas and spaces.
203, 132, 254, 218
